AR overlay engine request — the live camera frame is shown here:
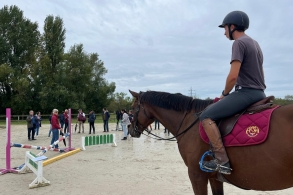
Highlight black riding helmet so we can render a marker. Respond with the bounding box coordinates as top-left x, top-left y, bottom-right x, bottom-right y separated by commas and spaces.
219, 11, 249, 40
